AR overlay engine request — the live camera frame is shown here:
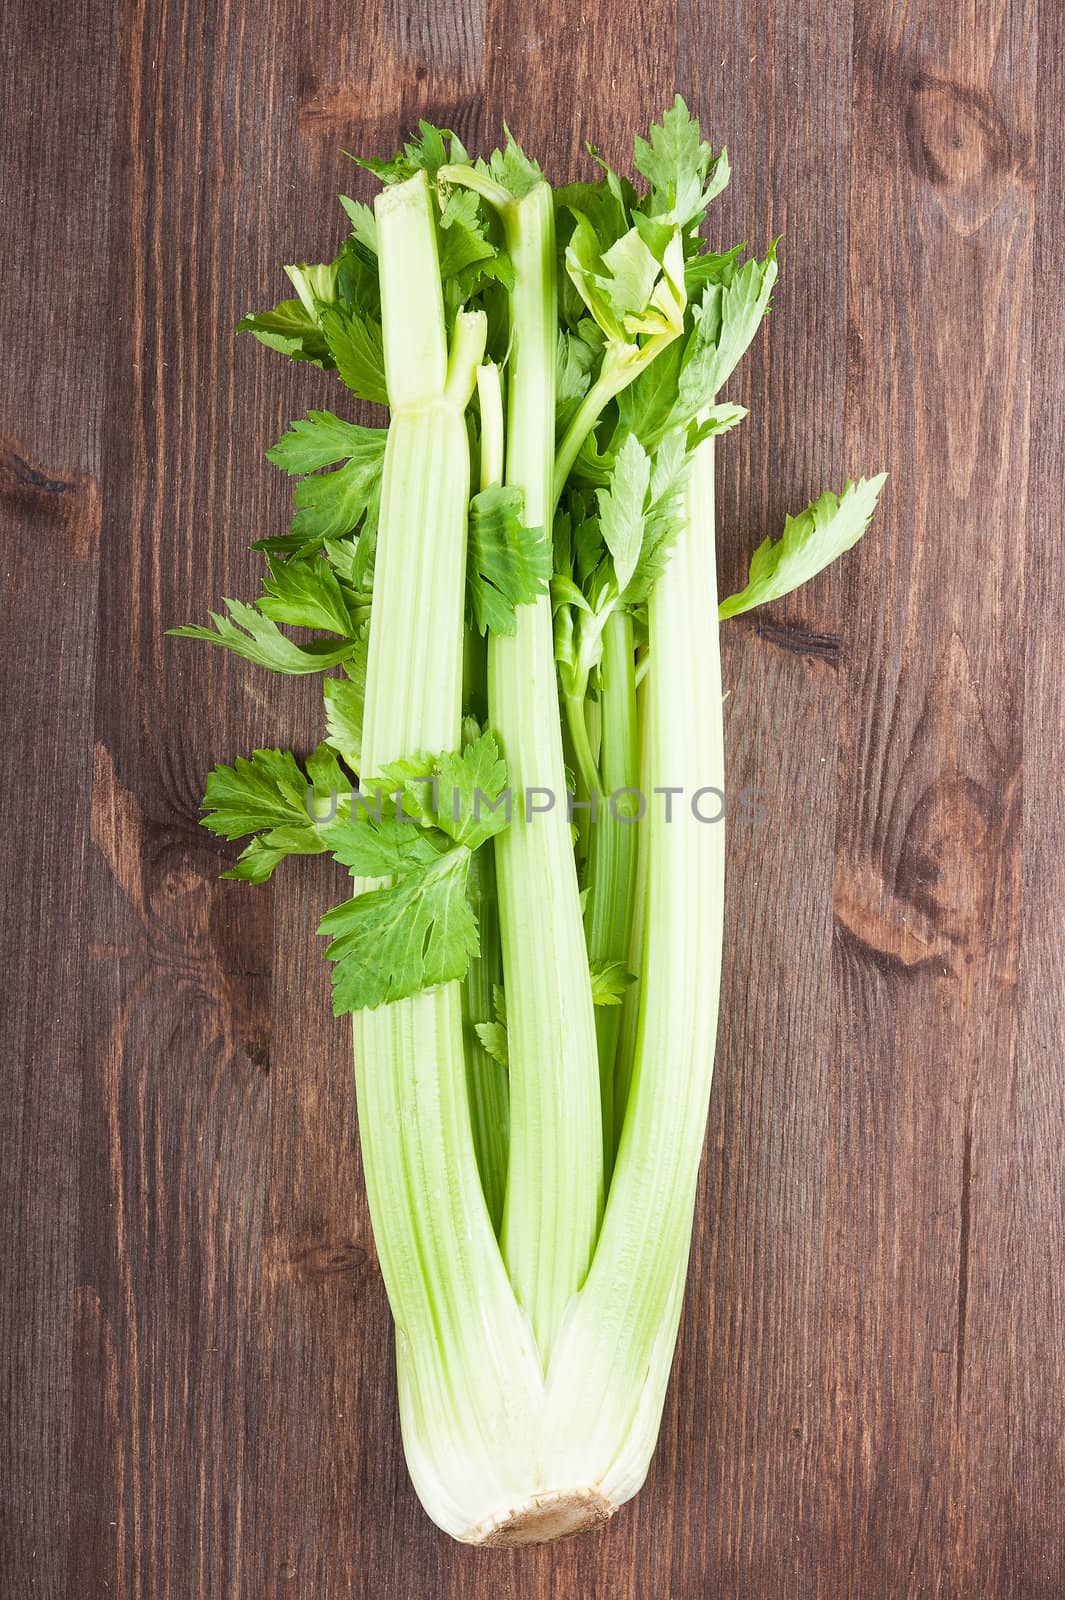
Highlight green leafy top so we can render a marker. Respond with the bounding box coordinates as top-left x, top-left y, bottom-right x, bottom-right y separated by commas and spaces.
318, 731, 513, 1012
177, 103, 885, 1021
480, 127, 545, 200
320, 847, 480, 1013
201, 743, 353, 883
354, 121, 472, 186
168, 598, 360, 676
266, 410, 386, 546
633, 96, 731, 229
239, 219, 387, 405
168, 411, 380, 675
